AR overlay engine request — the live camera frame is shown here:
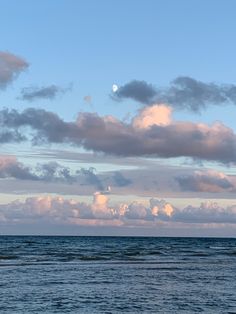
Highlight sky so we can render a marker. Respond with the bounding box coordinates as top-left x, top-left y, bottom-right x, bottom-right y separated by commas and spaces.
1, 0, 236, 236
